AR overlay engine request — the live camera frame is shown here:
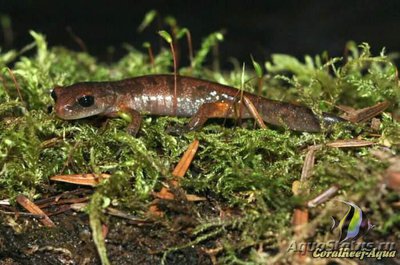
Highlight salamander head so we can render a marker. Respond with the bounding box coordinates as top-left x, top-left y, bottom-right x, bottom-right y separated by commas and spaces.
51, 82, 117, 120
